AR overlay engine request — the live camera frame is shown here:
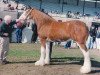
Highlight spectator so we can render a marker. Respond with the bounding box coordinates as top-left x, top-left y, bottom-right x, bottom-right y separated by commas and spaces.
64, 39, 72, 49
15, 21, 26, 43
96, 27, 100, 50
15, 0, 19, 10
7, 4, 14, 10
31, 23, 38, 43
3, 0, 9, 4
66, 11, 72, 18
87, 25, 97, 49
75, 12, 81, 19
